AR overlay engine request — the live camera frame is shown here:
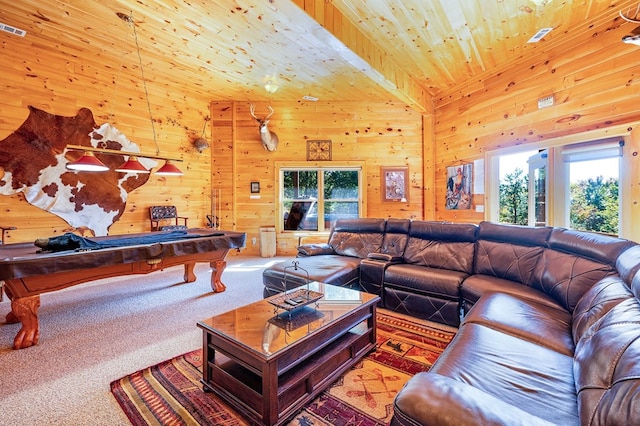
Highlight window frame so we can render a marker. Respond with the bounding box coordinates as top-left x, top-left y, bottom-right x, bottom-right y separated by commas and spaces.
275, 161, 366, 233
485, 127, 631, 239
